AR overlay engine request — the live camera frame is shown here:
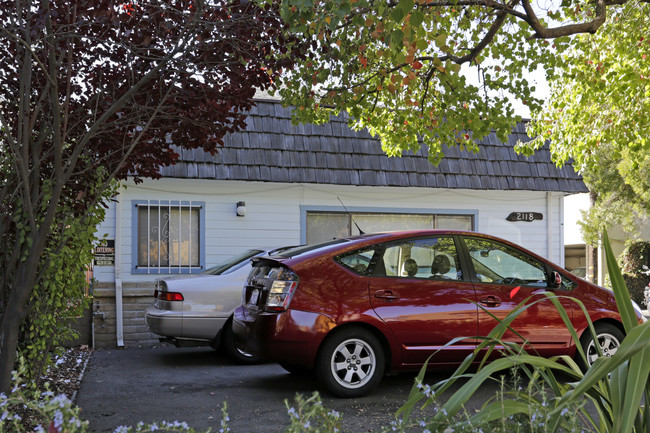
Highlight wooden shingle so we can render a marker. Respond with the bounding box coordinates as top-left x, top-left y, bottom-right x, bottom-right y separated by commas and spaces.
162, 100, 587, 193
